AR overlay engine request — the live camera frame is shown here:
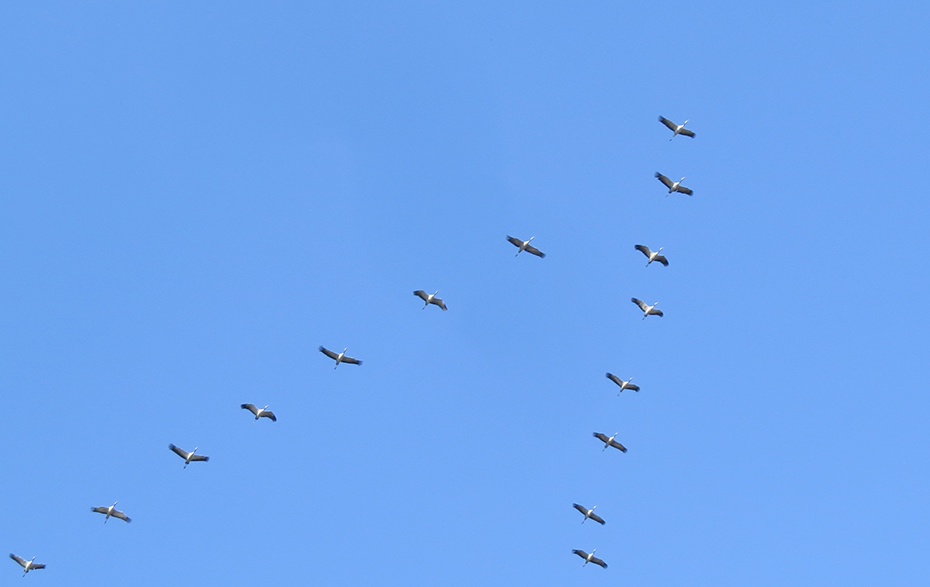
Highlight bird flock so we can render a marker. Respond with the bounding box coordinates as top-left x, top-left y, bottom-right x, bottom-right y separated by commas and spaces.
7, 114, 695, 578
